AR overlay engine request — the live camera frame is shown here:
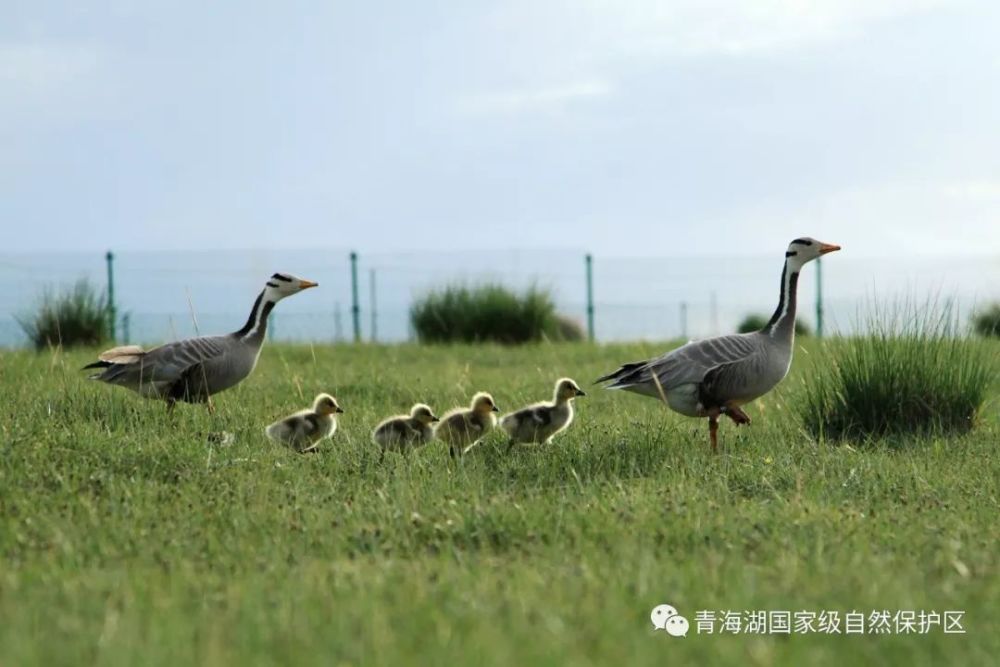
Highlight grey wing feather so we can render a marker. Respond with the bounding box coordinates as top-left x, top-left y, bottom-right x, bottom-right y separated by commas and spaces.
97, 336, 227, 384
609, 333, 760, 391
139, 336, 230, 382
